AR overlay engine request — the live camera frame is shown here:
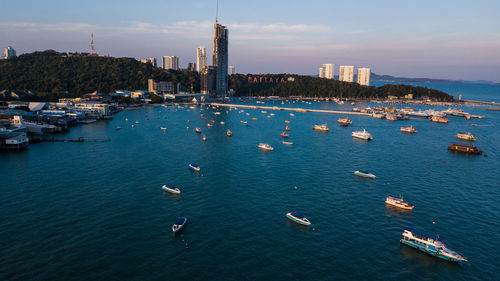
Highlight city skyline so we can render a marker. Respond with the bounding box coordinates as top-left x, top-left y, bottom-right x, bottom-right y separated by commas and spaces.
1, 0, 499, 82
